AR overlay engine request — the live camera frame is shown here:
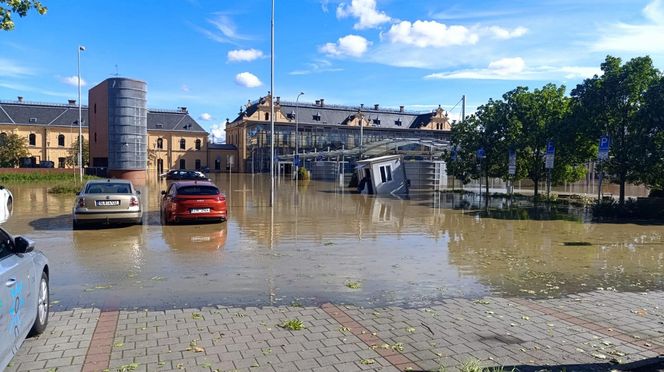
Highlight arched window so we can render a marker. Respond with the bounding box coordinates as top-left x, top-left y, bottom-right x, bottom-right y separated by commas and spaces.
179, 138, 186, 150
58, 134, 65, 146
157, 138, 163, 149
29, 133, 36, 146
264, 113, 269, 121
195, 139, 201, 150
